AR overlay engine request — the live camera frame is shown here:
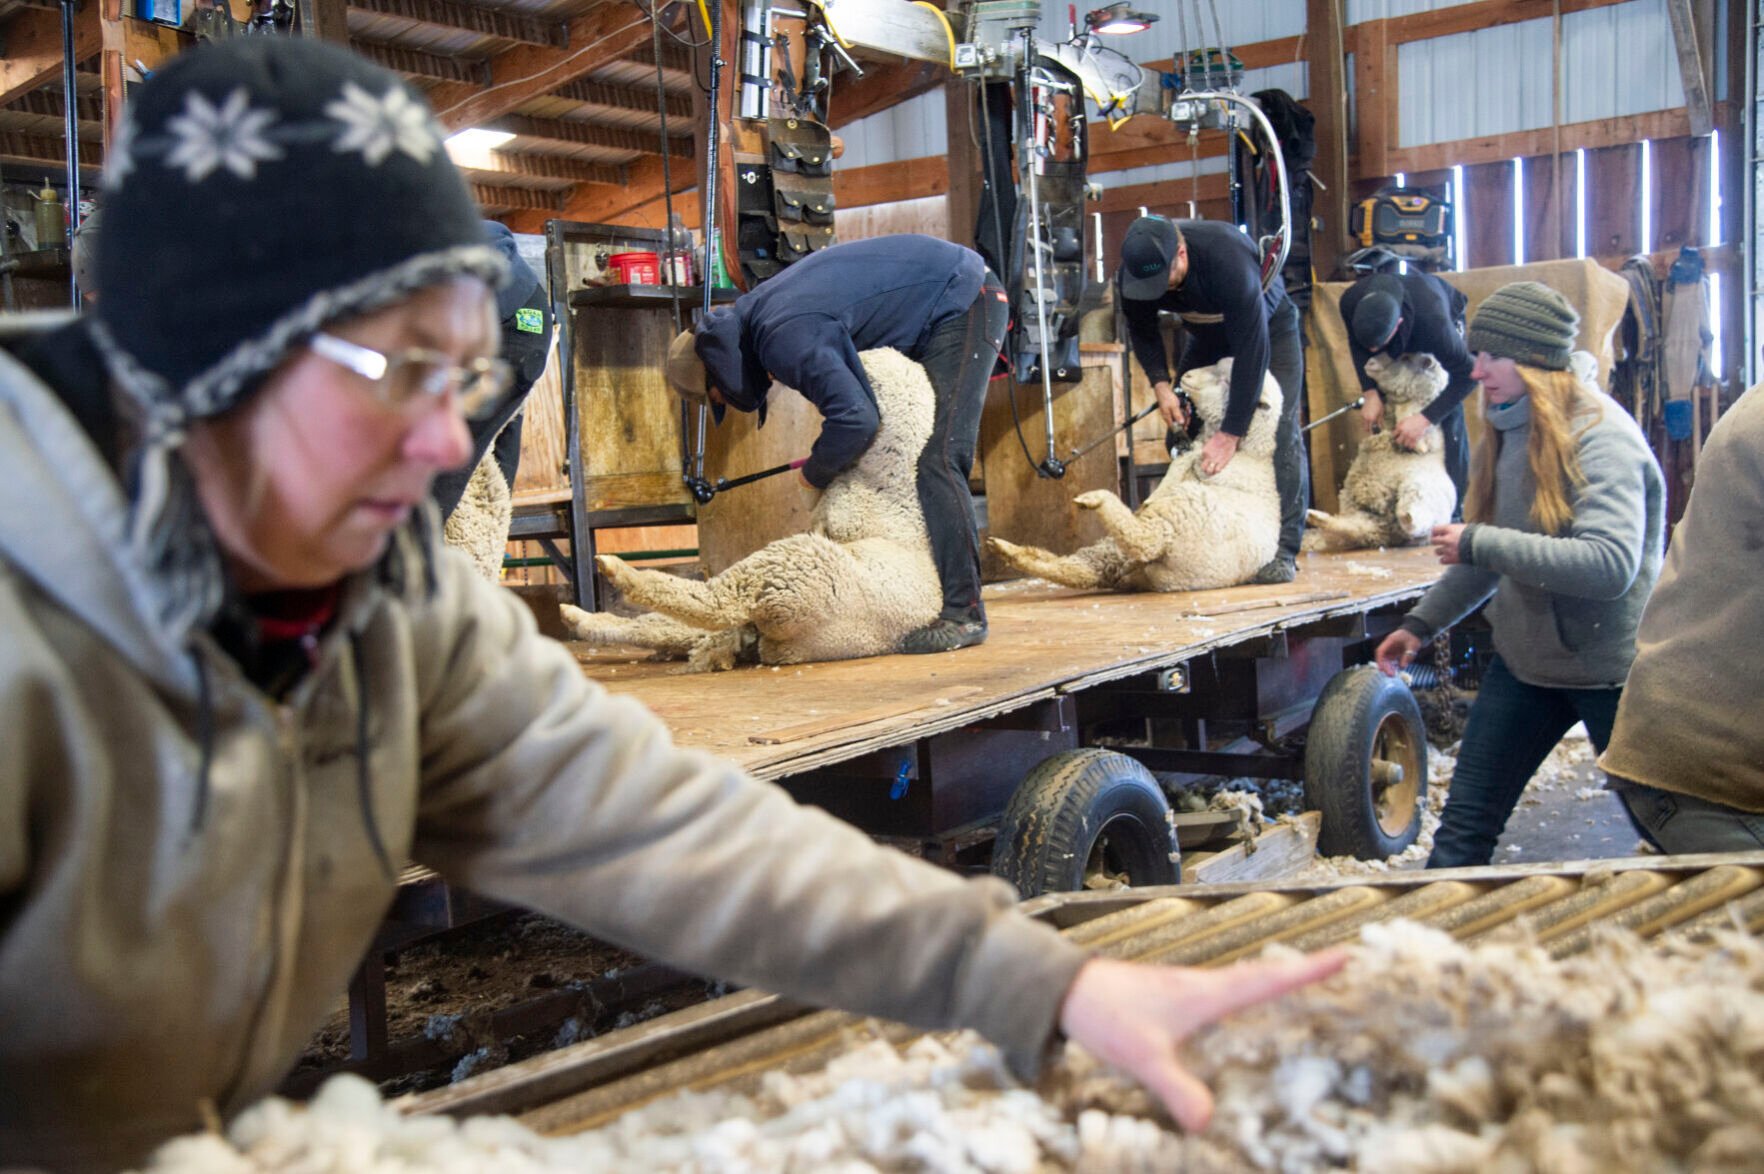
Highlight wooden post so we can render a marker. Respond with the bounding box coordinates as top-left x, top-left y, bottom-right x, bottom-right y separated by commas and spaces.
302, 0, 351, 45
1665, 0, 1715, 136
1352, 17, 1393, 182
942, 78, 980, 249
1305, 0, 1350, 281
